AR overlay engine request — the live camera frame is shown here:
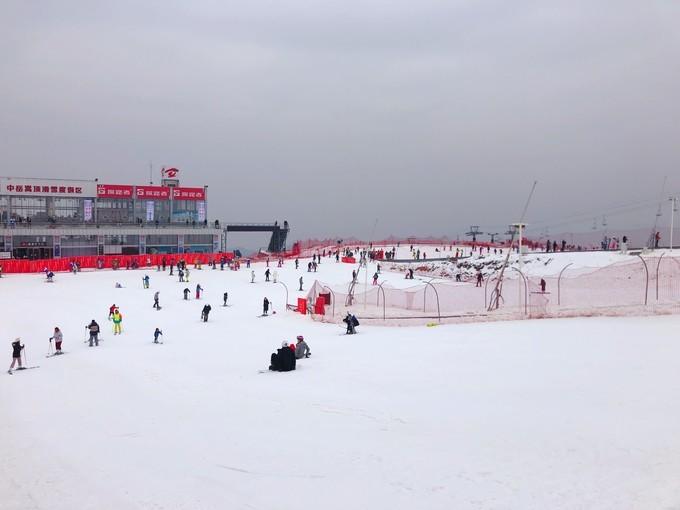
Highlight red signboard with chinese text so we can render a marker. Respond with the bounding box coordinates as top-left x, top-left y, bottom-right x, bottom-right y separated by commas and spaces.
97, 184, 134, 198
172, 187, 205, 201
135, 186, 171, 200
